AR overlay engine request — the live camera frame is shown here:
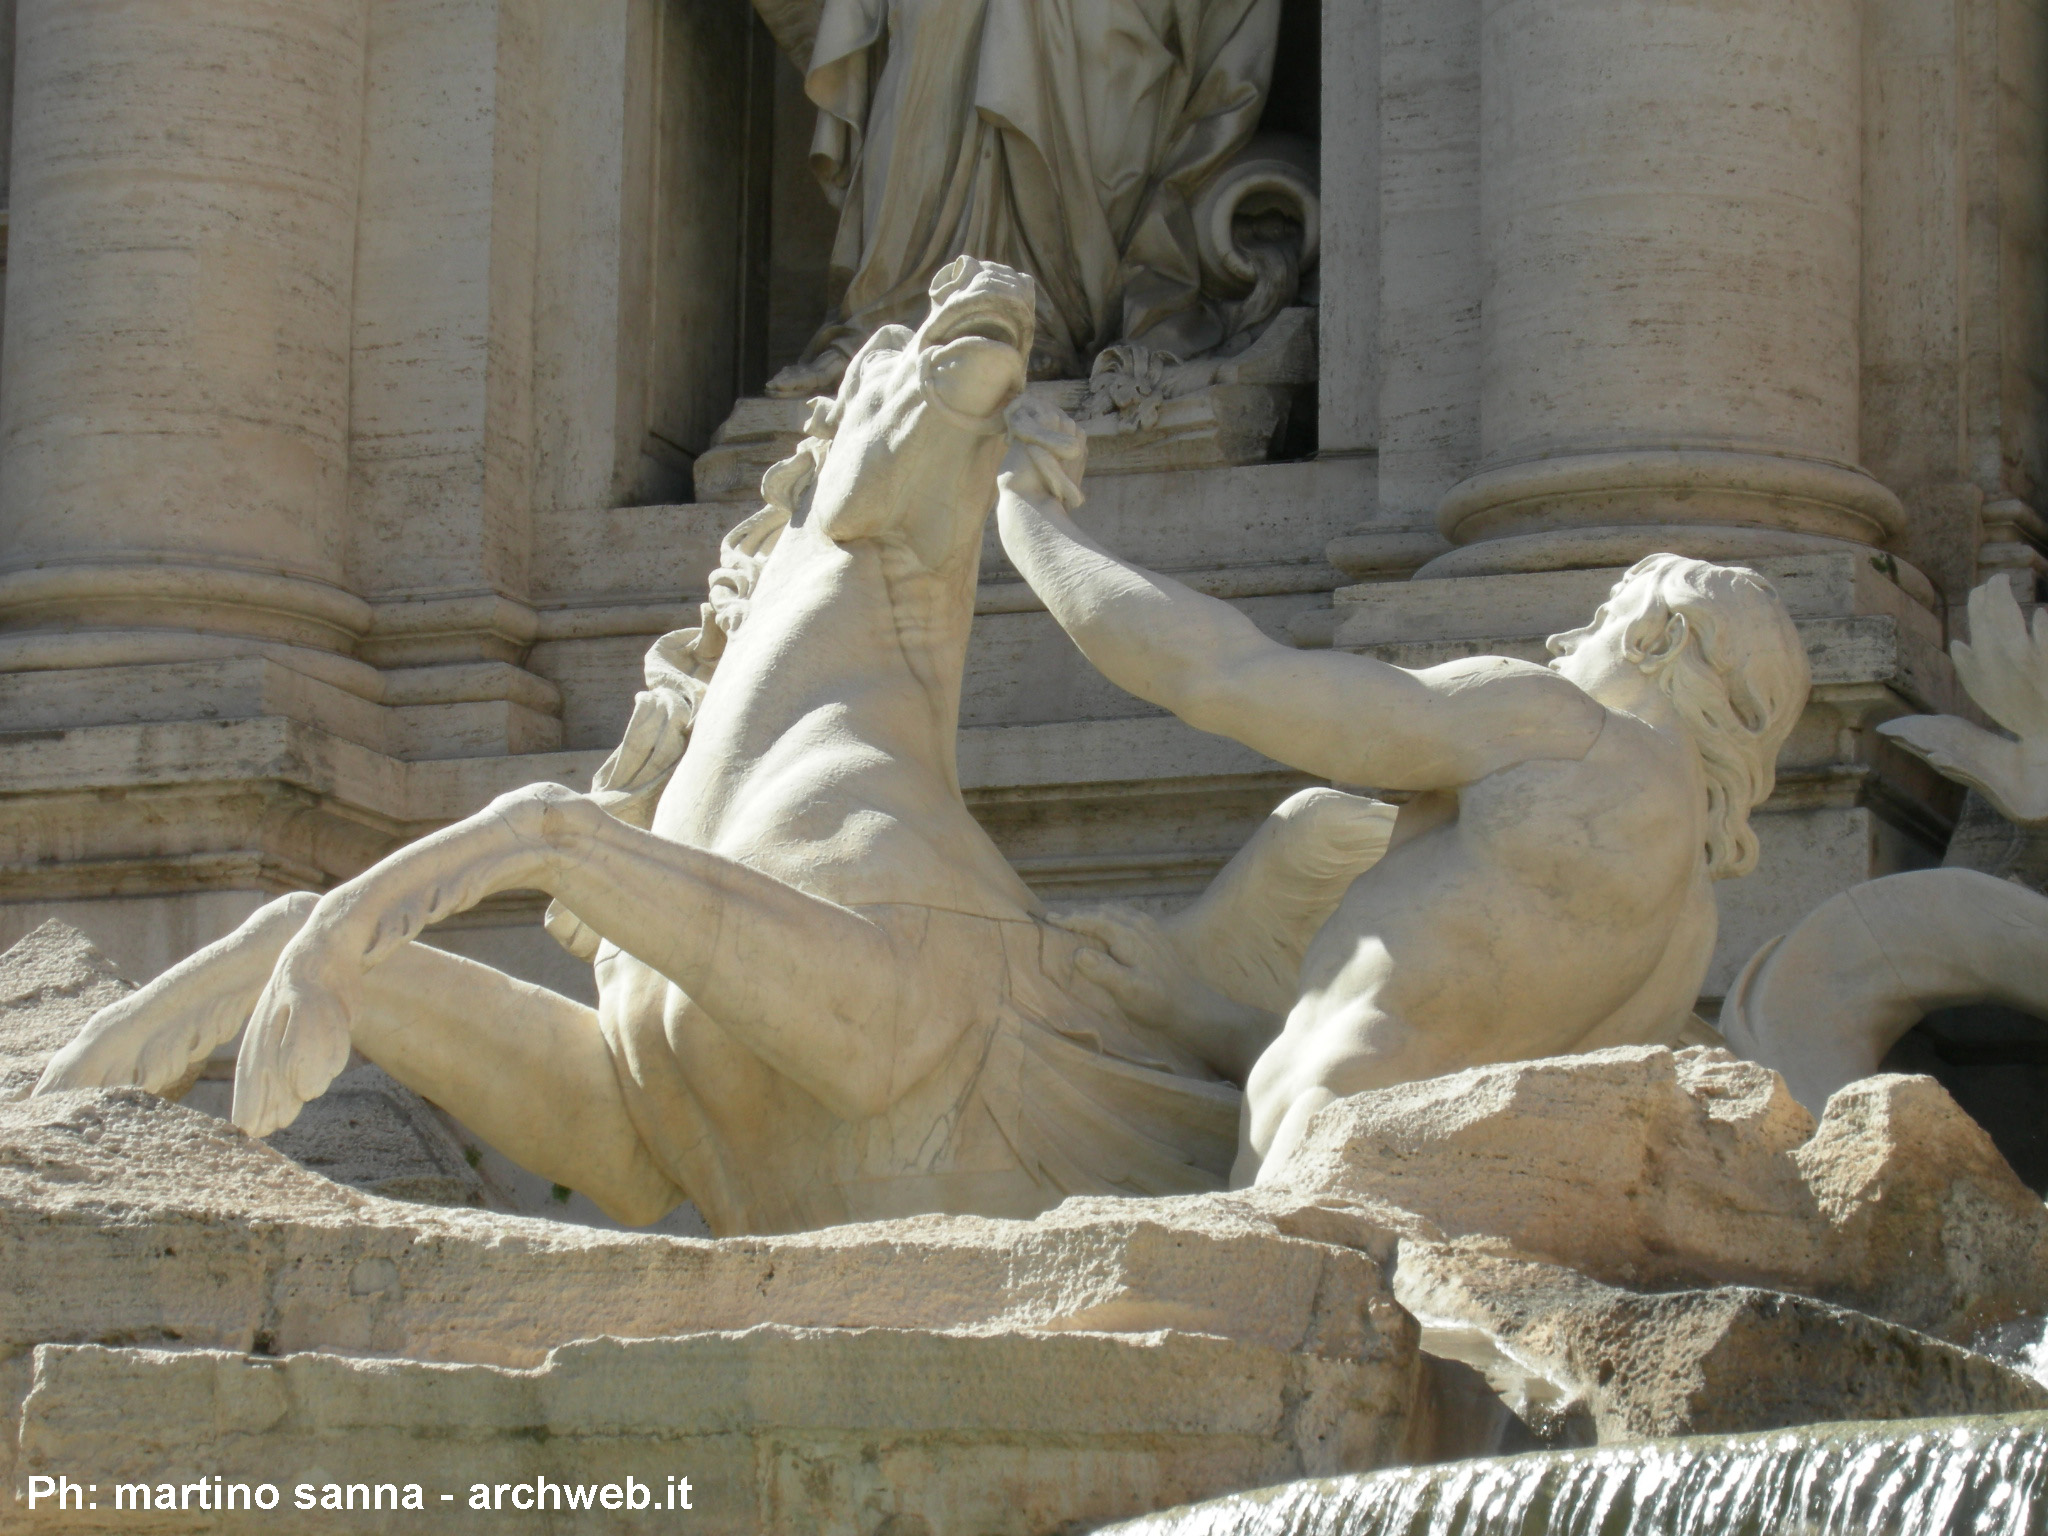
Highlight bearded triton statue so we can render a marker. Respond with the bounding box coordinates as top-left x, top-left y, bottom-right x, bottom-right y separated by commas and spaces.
751, 0, 1294, 396
38, 259, 1820, 1229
